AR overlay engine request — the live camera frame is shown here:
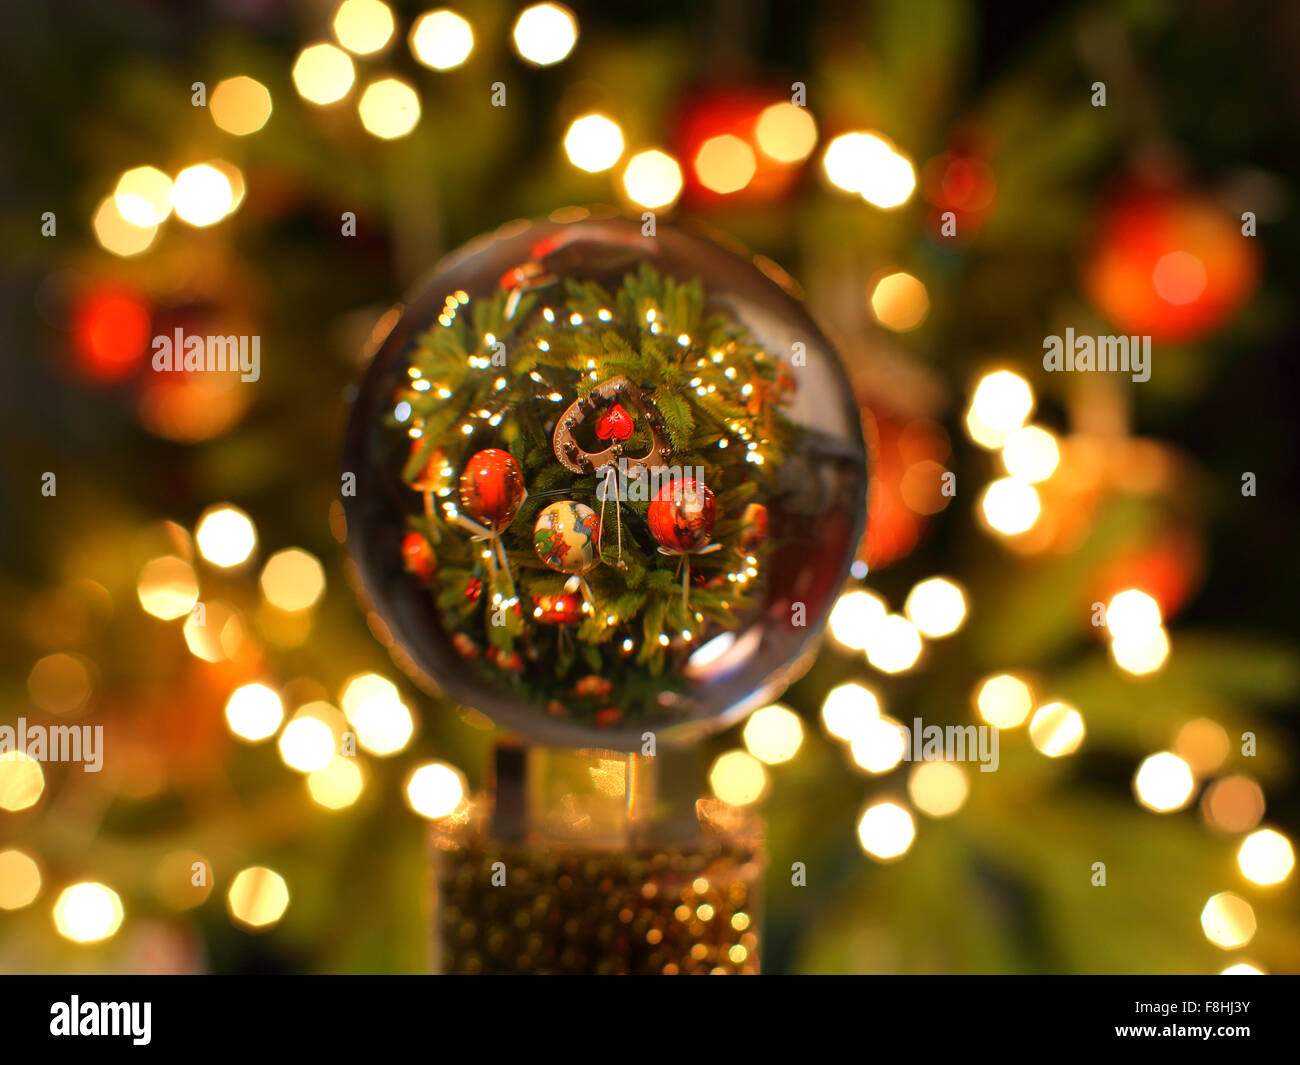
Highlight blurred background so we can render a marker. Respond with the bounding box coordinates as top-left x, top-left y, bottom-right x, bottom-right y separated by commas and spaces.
1, 0, 1298, 974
